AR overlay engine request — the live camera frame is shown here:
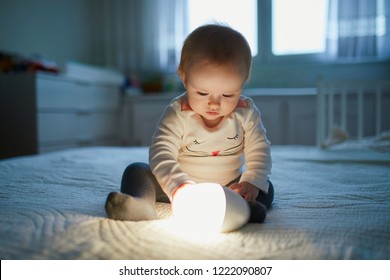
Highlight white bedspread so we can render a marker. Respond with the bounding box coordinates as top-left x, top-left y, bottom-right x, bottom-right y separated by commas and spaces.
0, 146, 389, 259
